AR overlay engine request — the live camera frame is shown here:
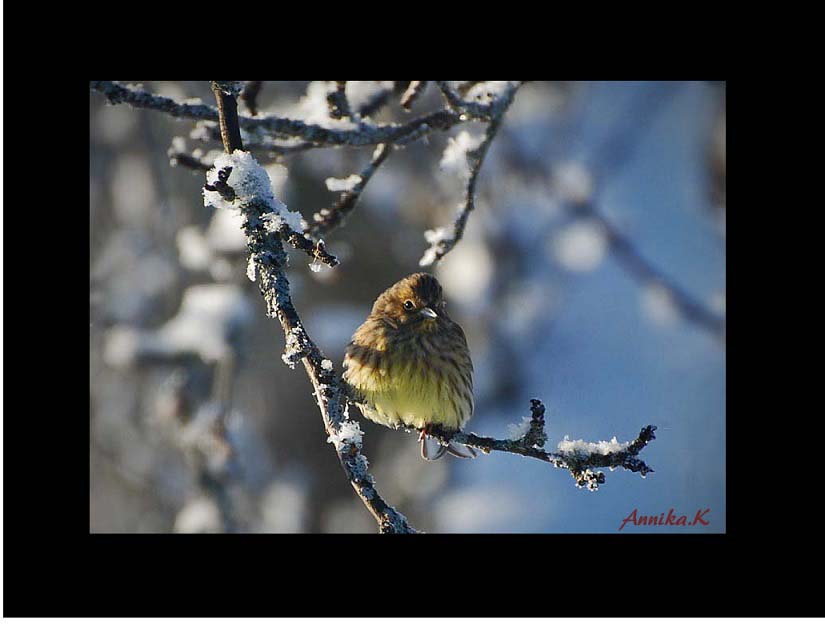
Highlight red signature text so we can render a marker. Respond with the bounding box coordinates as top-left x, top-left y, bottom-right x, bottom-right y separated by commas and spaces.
619, 508, 711, 531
